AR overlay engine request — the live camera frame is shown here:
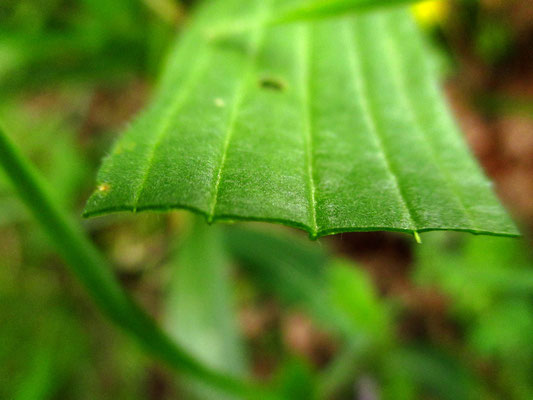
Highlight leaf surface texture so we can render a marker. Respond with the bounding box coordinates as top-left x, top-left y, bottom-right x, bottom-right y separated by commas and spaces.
84, 0, 518, 238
